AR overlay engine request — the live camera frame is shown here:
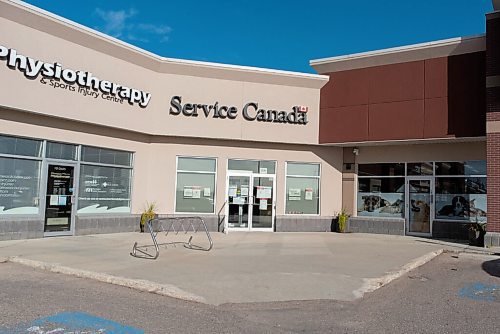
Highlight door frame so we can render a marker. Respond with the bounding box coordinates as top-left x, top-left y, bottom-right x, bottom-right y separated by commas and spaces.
225, 171, 276, 232
405, 176, 434, 237
42, 160, 79, 237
